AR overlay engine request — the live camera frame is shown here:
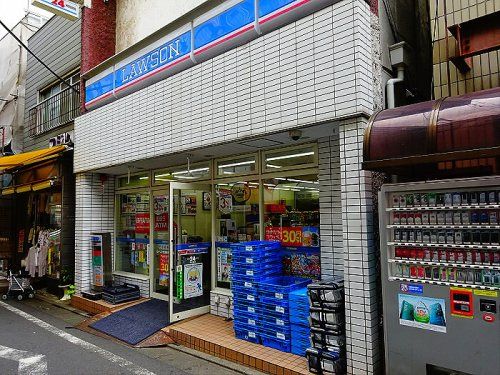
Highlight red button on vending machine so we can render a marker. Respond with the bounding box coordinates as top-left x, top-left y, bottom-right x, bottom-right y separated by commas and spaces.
450, 288, 474, 318
483, 313, 495, 323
